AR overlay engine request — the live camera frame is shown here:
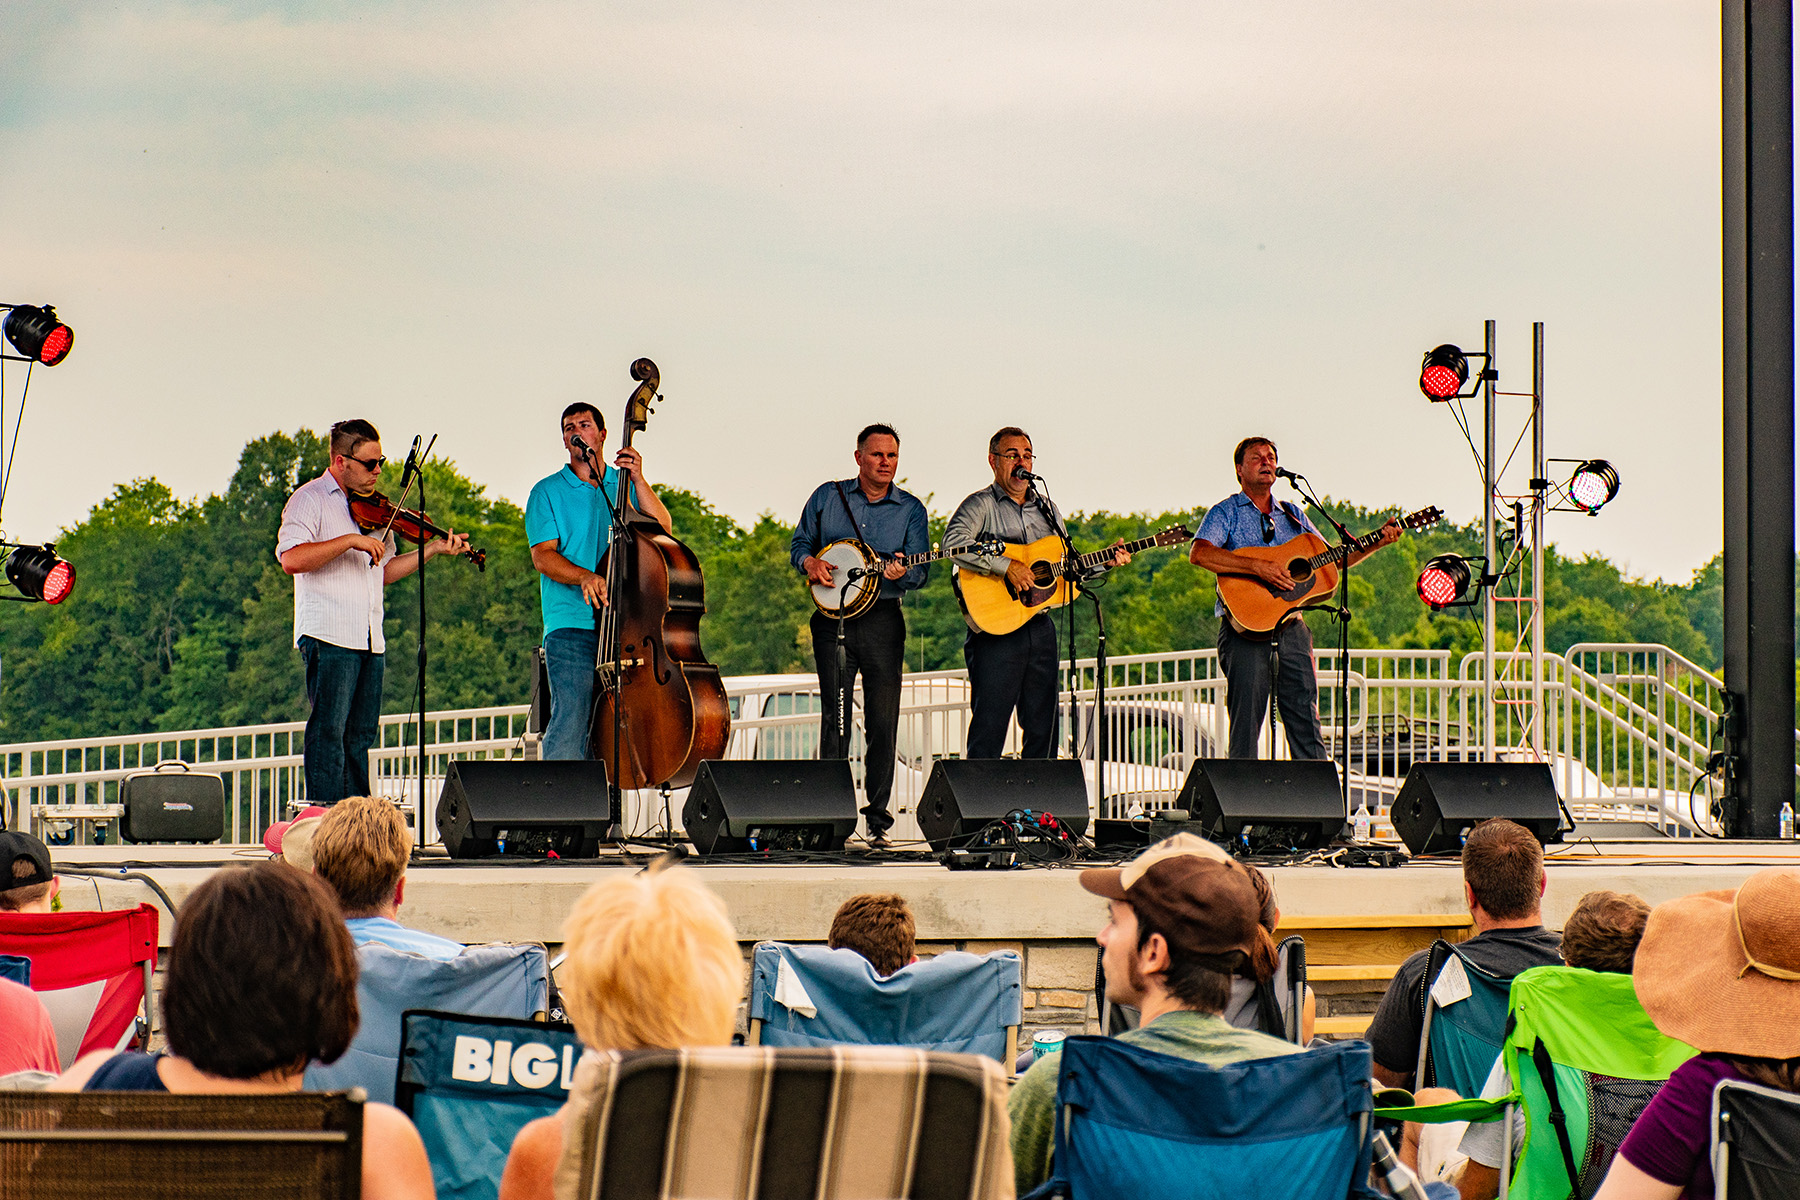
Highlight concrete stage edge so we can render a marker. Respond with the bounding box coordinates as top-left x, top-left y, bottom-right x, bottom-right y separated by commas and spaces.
43, 840, 1800, 950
